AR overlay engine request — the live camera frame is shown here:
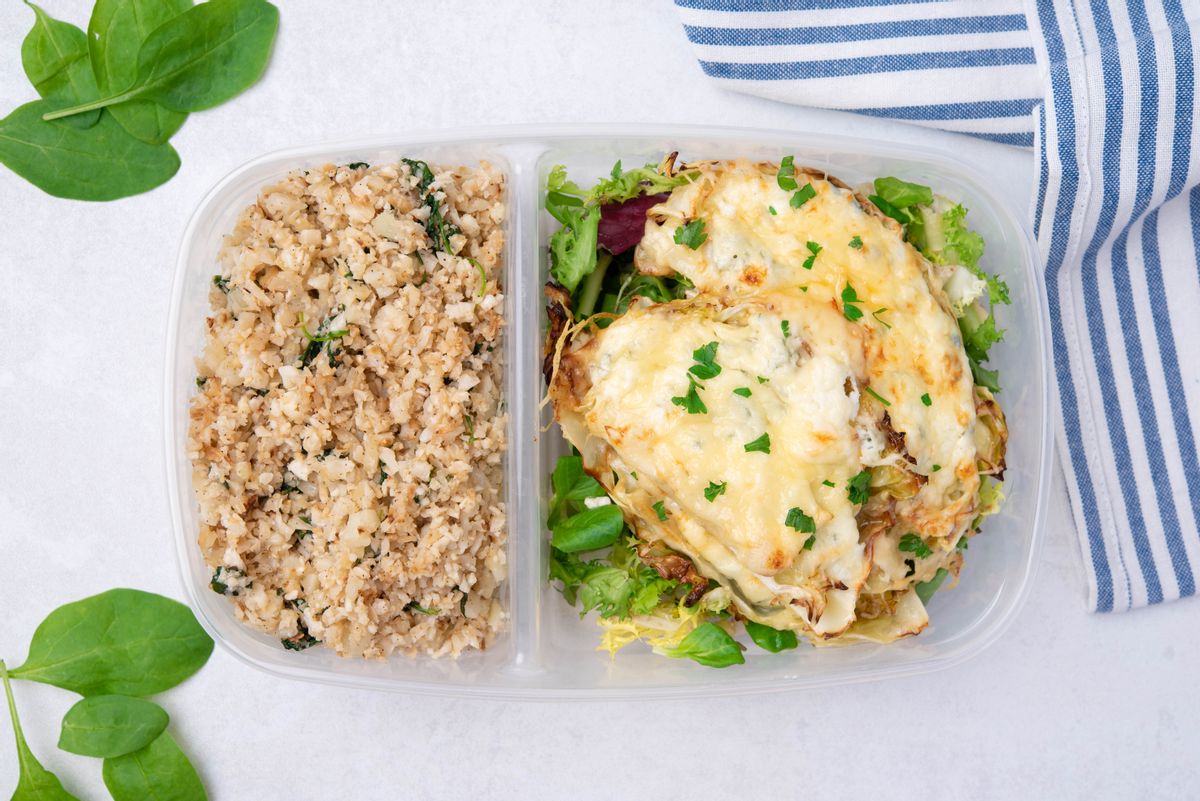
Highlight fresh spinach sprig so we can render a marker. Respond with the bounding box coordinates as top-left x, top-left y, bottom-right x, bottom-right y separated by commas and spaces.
1, 0, 279, 201
2, 589, 214, 800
